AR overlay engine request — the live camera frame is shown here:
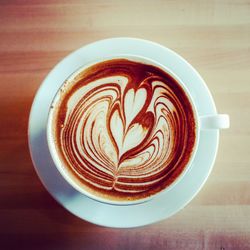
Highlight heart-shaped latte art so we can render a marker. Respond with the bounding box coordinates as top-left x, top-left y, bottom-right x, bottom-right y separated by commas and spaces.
53, 59, 196, 201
